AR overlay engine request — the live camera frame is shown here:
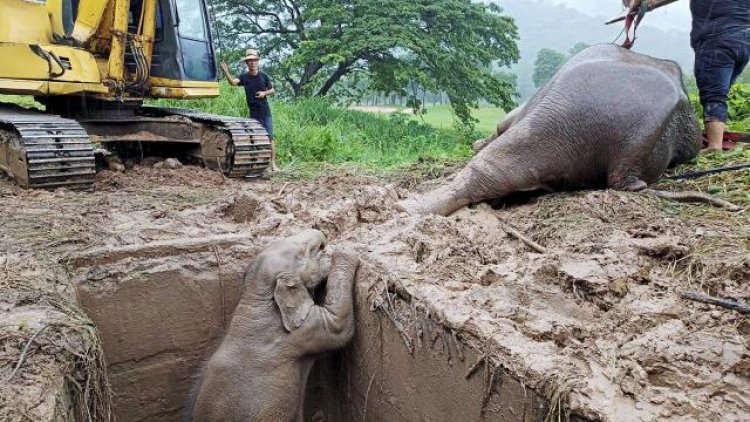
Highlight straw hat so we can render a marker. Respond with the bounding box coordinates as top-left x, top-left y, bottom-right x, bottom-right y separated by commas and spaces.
241, 48, 260, 61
